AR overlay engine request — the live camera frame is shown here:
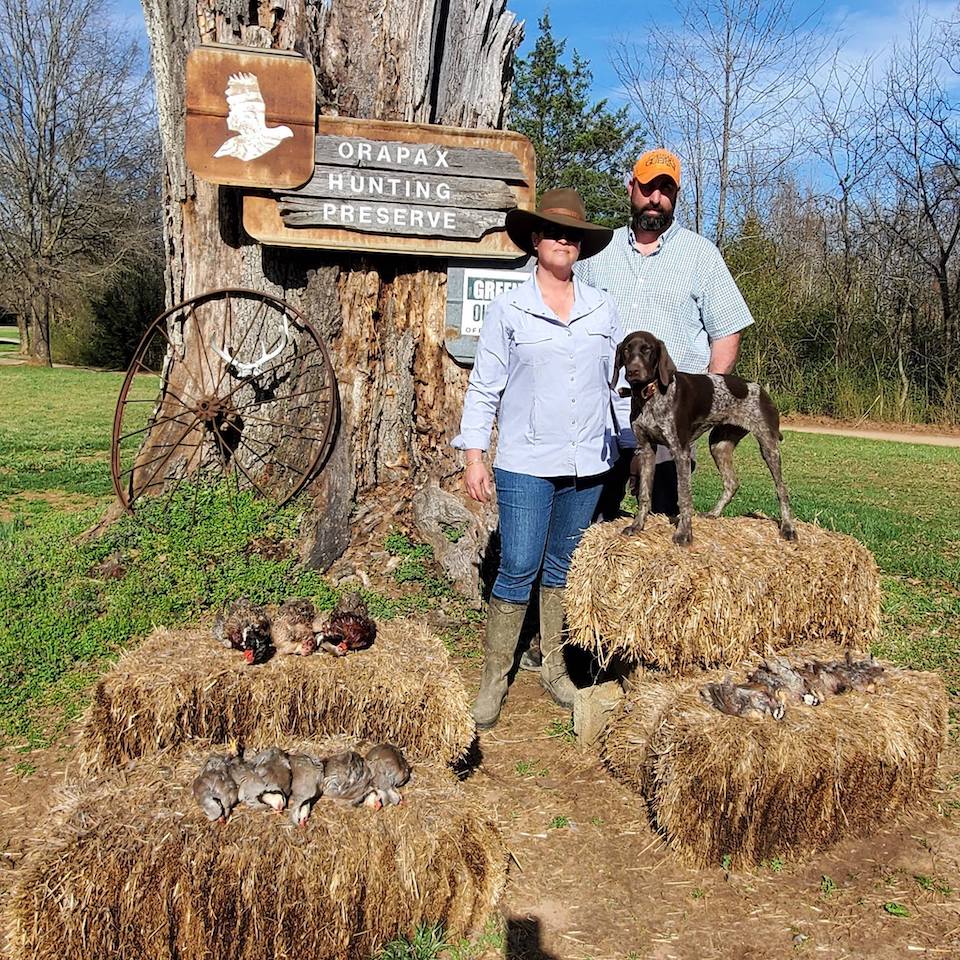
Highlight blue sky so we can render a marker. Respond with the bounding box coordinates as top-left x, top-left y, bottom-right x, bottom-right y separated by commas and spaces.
508, 0, 959, 100
117, 0, 955, 106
